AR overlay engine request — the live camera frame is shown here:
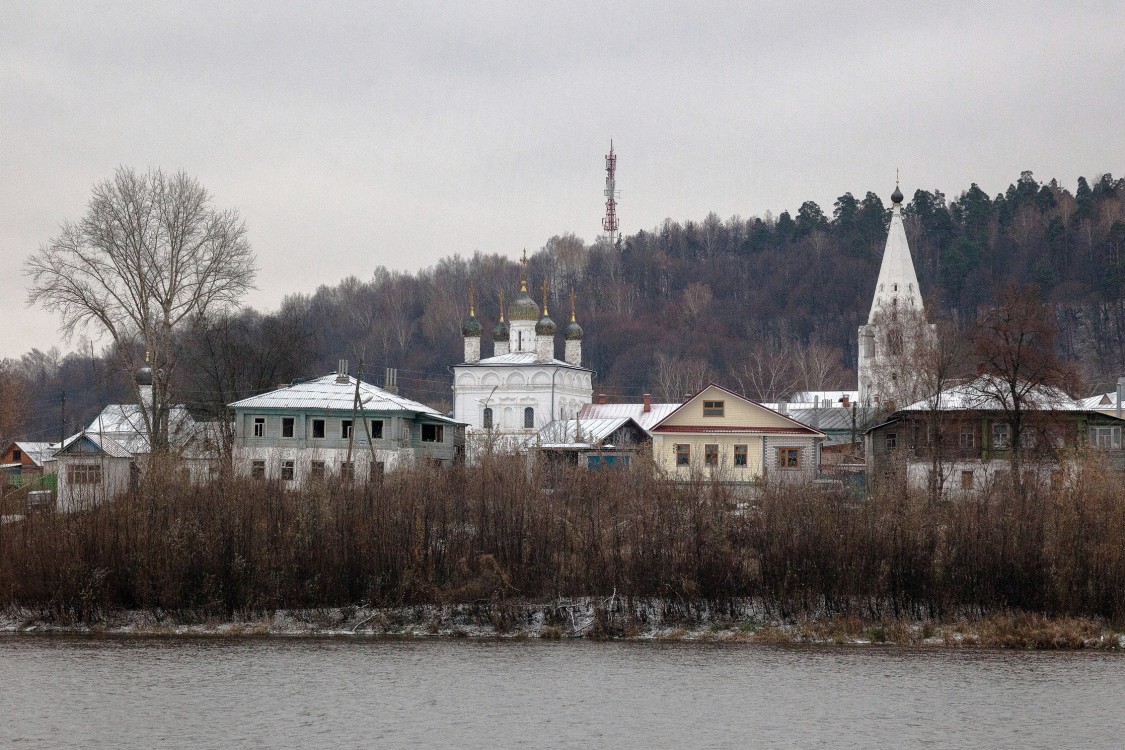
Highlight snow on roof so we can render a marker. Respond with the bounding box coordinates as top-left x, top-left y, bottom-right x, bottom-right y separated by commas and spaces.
1081, 392, 1121, 411
535, 417, 643, 447
578, 402, 681, 432
229, 374, 458, 421
898, 376, 1085, 412
88, 404, 196, 436
459, 352, 590, 370
12, 441, 58, 465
